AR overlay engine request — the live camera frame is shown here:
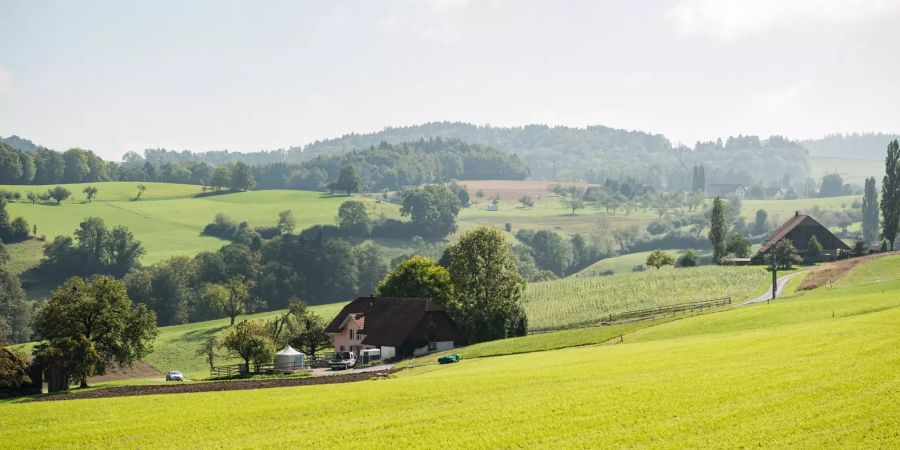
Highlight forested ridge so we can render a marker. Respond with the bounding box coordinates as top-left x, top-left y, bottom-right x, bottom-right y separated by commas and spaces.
801, 132, 900, 159
6, 123, 814, 193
